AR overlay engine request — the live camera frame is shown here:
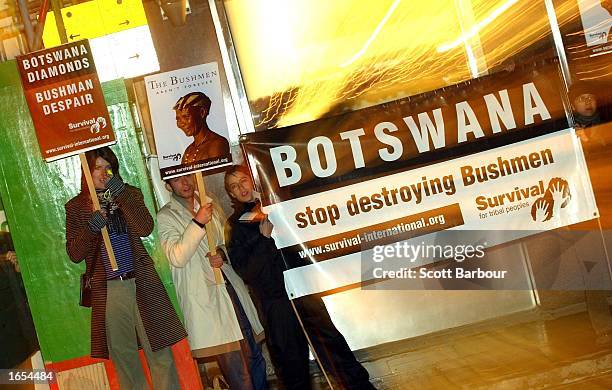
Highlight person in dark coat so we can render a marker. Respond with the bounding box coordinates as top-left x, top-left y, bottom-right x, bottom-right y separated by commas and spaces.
224, 165, 375, 390
65, 147, 186, 389
570, 81, 608, 153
